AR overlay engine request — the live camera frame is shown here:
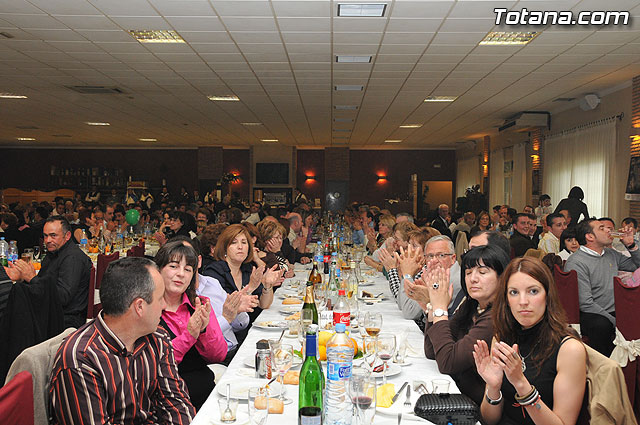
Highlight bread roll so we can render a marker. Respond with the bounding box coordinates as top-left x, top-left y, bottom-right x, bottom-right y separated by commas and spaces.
277, 370, 300, 385
282, 298, 302, 305
254, 396, 284, 414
